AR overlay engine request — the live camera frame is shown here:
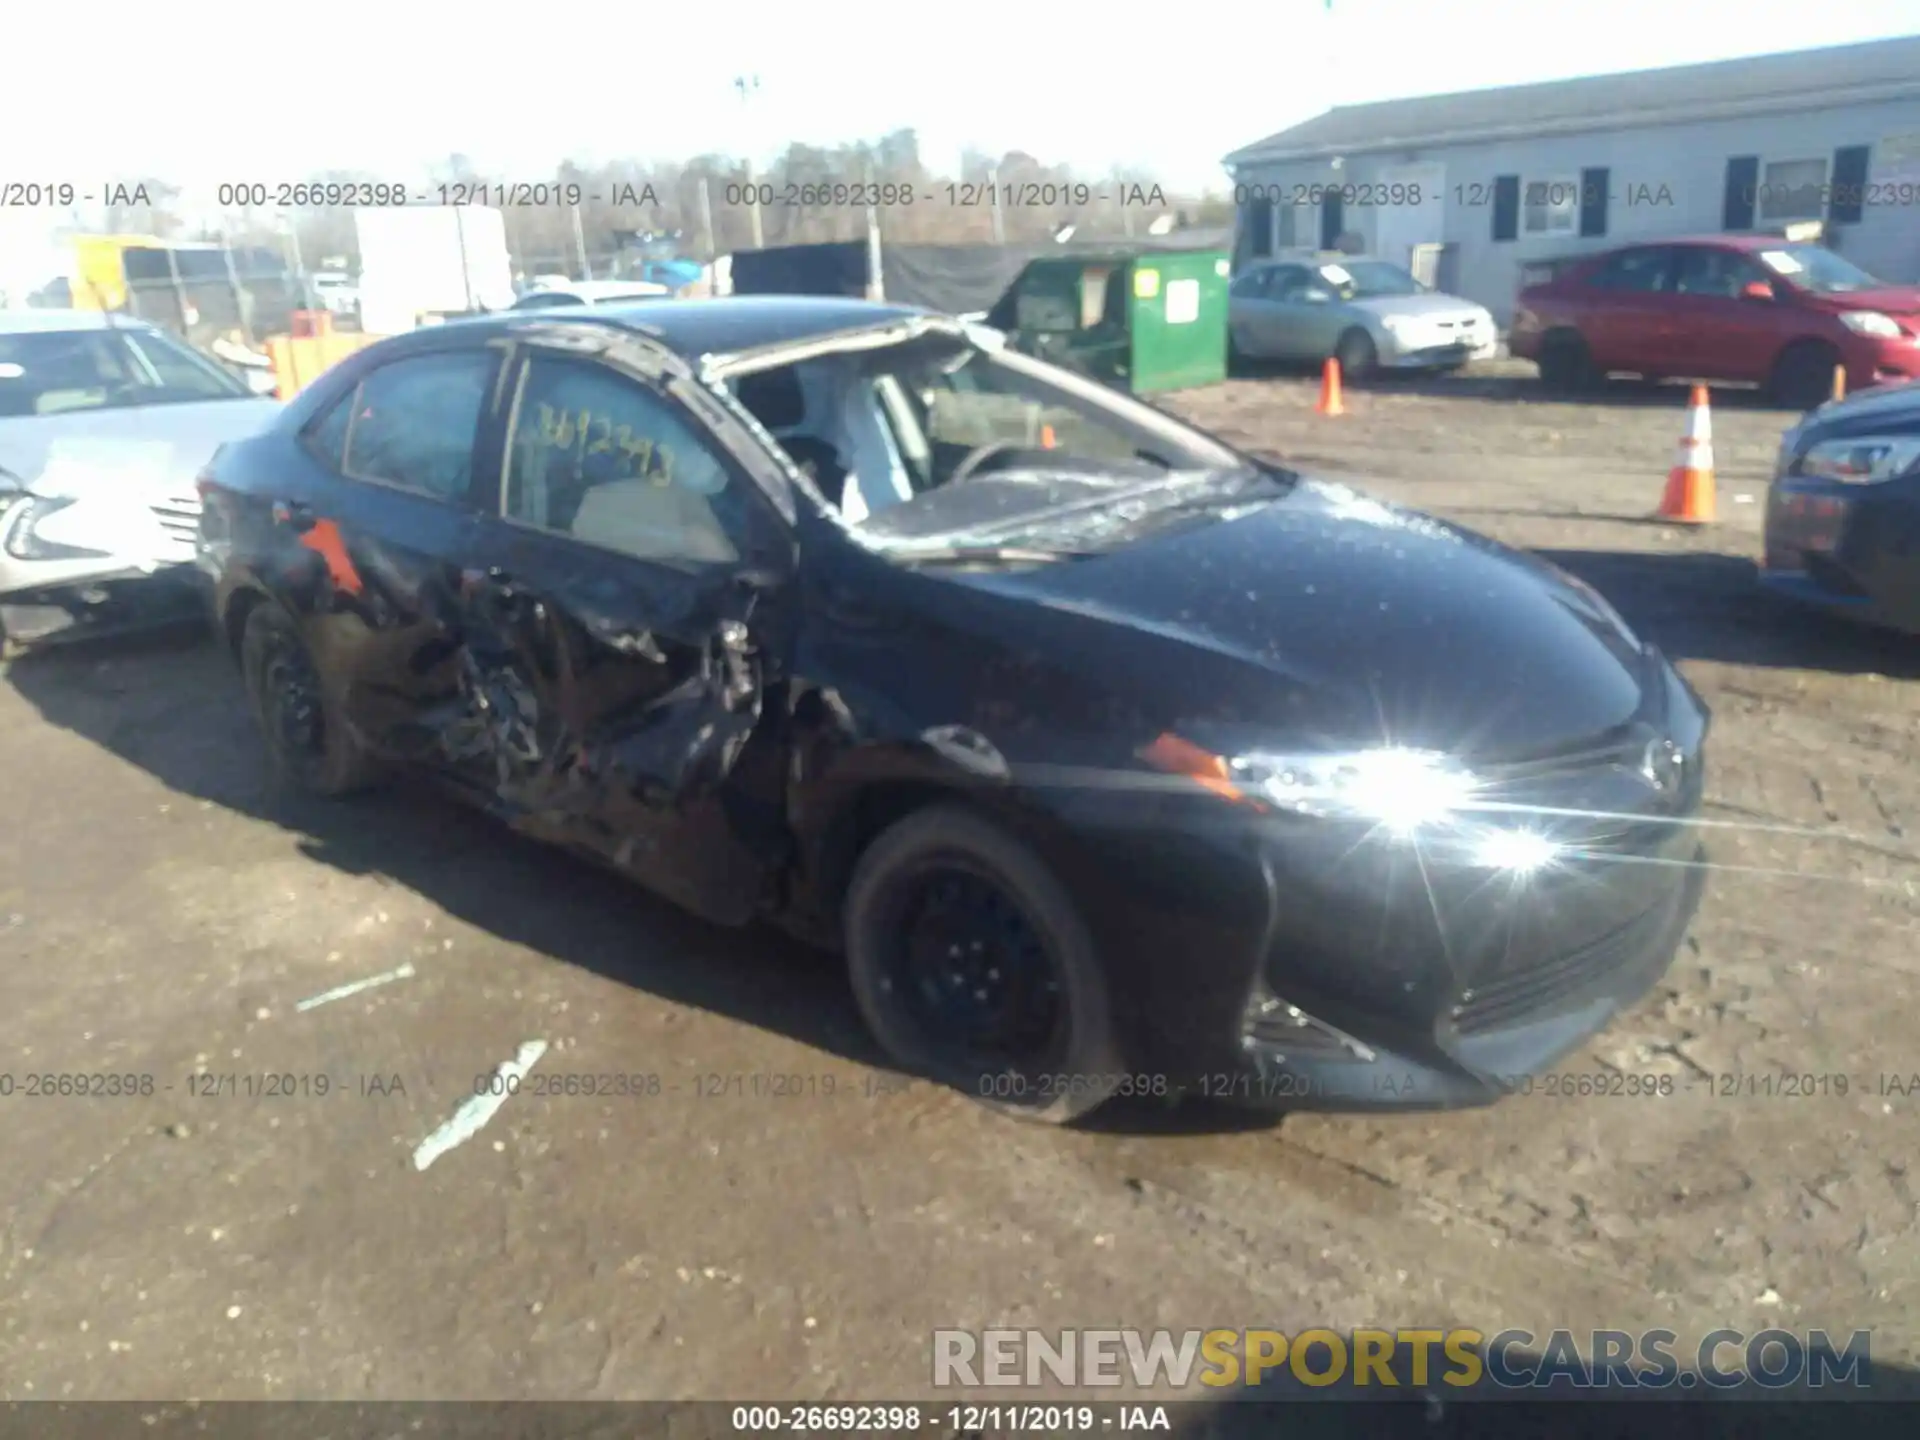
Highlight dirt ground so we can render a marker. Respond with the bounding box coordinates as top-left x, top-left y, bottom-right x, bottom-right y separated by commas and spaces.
2, 363, 1917, 1407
